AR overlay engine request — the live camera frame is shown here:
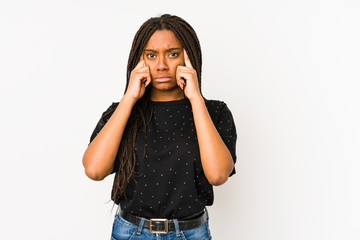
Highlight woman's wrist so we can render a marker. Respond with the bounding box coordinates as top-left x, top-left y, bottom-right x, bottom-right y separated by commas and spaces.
188, 94, 204, 106
121, 93, 138, 107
